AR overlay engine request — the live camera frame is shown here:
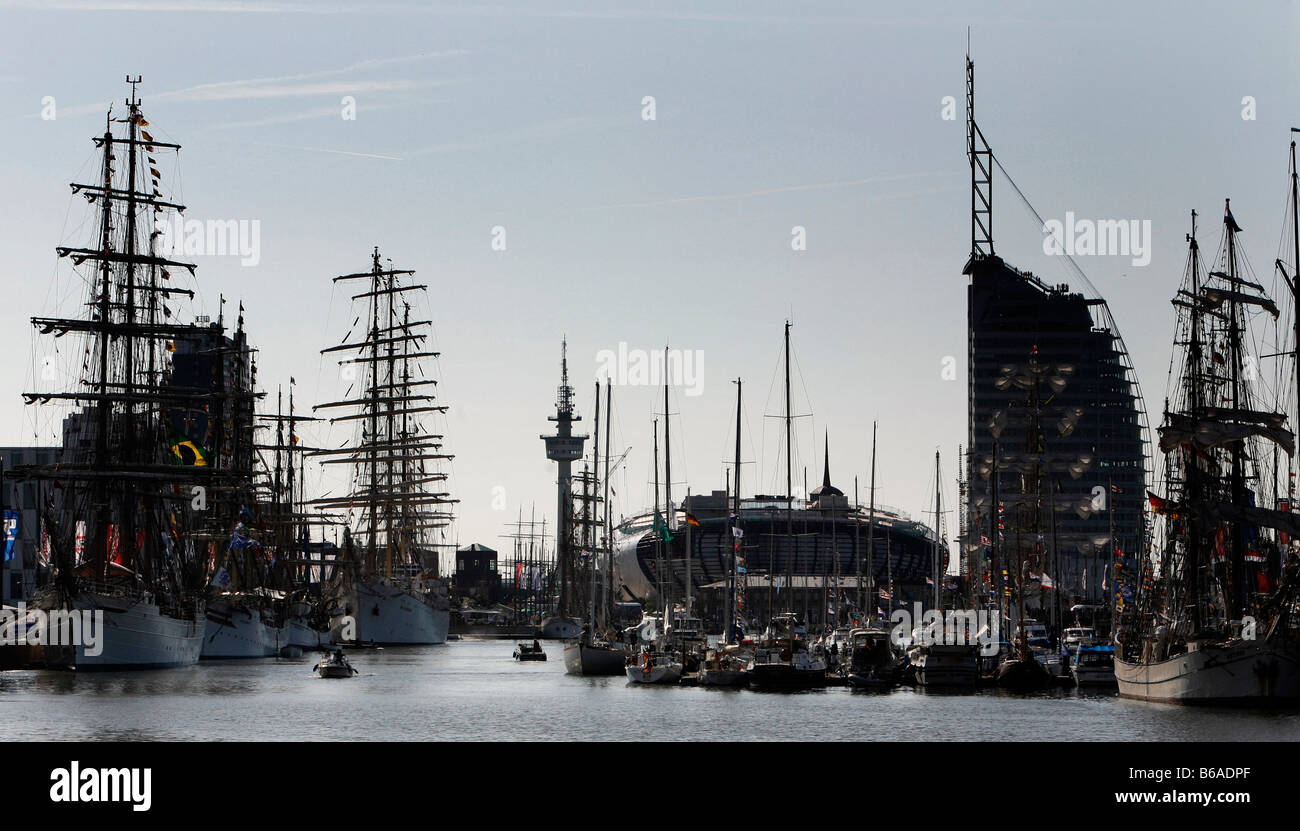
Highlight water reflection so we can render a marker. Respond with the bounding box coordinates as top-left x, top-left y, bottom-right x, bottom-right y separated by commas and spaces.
0, 640, 1296, 741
